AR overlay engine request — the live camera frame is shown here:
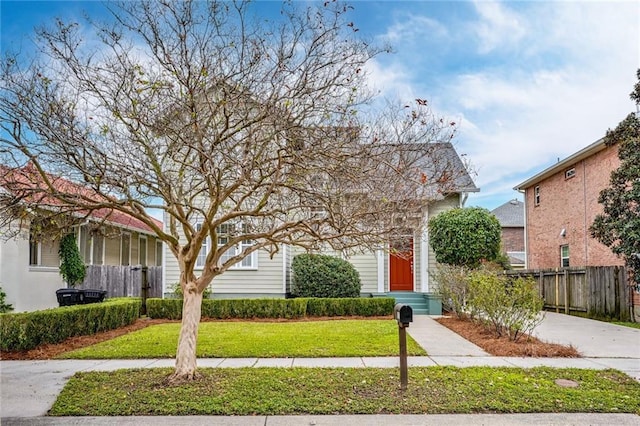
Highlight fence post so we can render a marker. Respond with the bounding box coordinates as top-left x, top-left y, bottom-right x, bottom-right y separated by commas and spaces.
141, 266, 149, 316
564, 269, 570, 314
555, 268, 559, 313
